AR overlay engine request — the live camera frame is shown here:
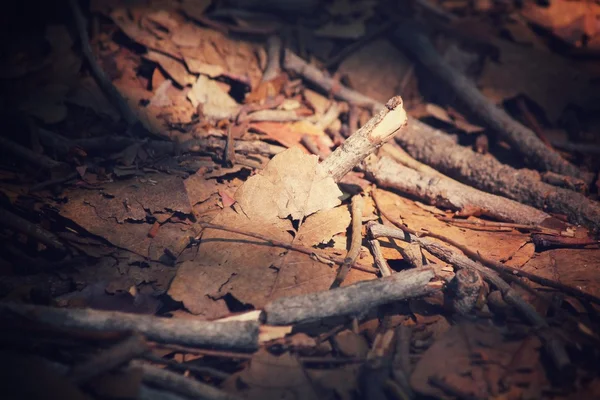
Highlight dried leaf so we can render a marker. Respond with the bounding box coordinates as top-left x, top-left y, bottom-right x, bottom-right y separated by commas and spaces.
296, 206, 351, 246
144, 50, 196, 87
188, 75, 240, 120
